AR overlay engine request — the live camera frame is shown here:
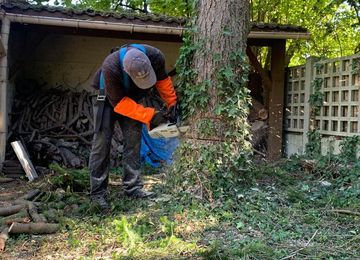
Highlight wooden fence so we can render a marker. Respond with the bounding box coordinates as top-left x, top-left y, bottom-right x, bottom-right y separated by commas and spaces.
285, 54, 360, 156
